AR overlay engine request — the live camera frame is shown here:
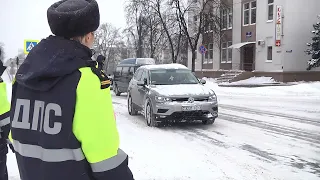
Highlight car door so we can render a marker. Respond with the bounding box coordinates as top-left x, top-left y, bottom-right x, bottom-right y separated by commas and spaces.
130, 69, 143, 106
124, 66, 135, 91
137, 70, 149, 108
114, 66, 122, 87
119, 66, 129, 92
